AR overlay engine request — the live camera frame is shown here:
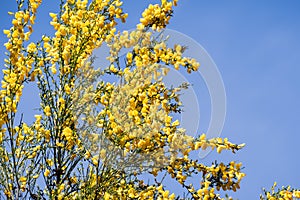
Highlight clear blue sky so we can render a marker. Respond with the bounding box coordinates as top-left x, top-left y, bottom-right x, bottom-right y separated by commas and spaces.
1, 1, 300, 199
